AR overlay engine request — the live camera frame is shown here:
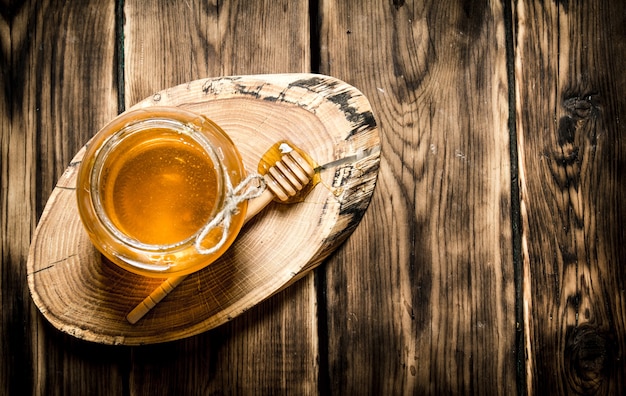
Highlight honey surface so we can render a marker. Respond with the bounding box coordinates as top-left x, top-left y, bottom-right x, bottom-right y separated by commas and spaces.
100, 129, 219, 245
